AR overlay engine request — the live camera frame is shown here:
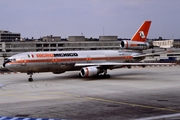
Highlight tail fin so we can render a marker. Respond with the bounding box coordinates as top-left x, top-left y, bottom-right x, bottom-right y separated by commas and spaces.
131, 21, 151, 42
